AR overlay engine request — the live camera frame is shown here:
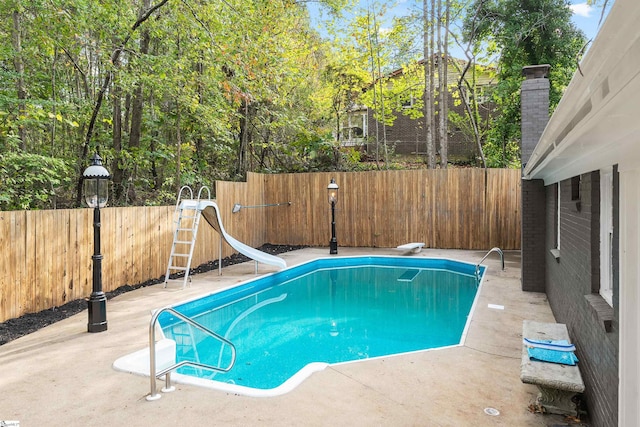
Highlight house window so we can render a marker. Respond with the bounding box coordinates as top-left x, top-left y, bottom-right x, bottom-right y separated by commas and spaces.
340, 112, 368, 145
600, 166, 614, 306
550, 183, 561, 260
571, 176, 581, 200
401, 95, 415, 109
570, 175, 582, 211
556, 183, 561, 250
